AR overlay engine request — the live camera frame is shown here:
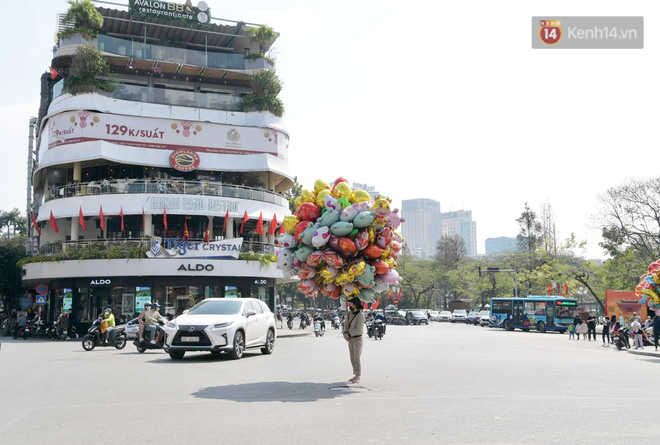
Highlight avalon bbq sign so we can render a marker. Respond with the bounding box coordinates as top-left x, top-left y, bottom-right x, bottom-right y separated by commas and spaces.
129, 0, 210, 25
